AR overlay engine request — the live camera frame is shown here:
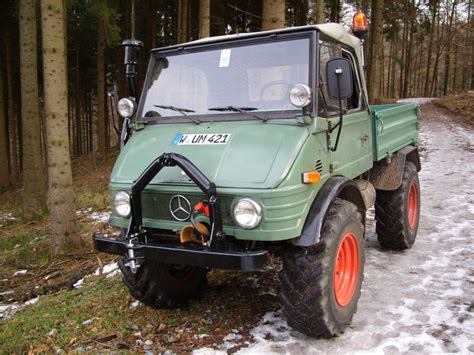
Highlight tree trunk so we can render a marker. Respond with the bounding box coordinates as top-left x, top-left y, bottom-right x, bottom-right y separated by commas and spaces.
424, 3, 437, 96
20, 0, 47, 219
443, 1, 456, 96
149, 0, 157, 48
329, 0, 340, 22
262, 0, 285, 30
97, 16, 107, 154
430, 10, 444, 96
178, 0, 189, 42
199, 0, 210, 38
5, 32, 19, 180
314, 0, 324, 24
402, 24, 413, 98
367, 0, 384, 102
0, 64, 9, 189
40, 0, 80, 255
